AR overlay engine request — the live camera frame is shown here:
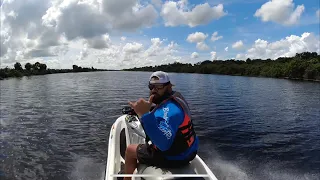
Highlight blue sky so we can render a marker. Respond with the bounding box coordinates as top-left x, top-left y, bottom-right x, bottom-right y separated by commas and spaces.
138, 0, 320, 60
1, 0, 319, 69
